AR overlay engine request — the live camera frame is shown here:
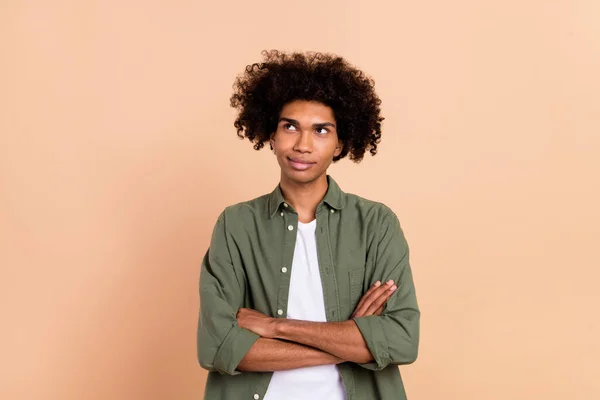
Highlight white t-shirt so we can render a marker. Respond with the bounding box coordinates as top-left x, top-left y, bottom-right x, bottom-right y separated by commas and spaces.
263, 219, 346, 400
